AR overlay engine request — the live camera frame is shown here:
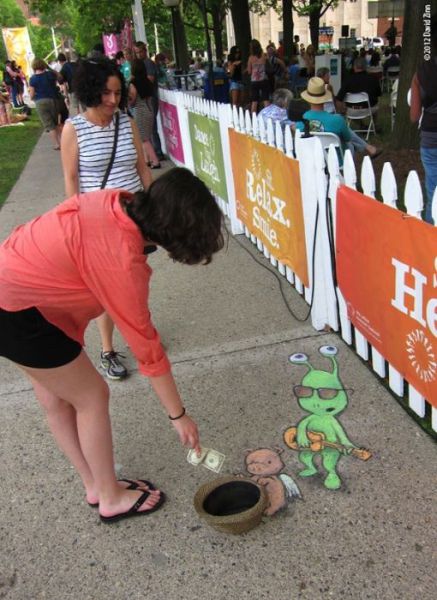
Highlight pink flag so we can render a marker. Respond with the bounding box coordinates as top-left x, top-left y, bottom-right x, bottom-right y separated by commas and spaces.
102, 33, 121, 57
